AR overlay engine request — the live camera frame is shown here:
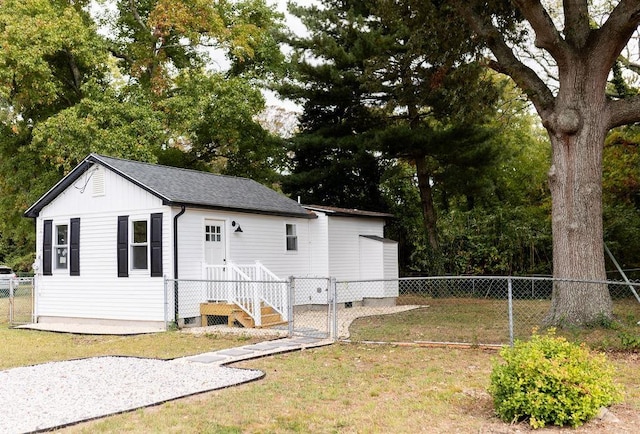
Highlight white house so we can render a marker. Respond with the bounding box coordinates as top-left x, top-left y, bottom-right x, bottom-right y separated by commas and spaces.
25, 154, 398, 329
